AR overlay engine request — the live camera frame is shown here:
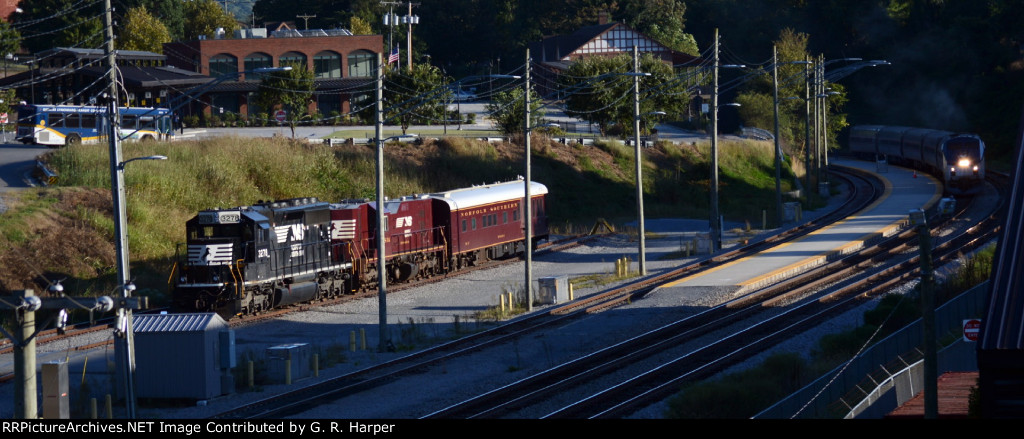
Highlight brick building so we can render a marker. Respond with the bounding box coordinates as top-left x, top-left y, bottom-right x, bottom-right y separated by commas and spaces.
163, 28, 383, 121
